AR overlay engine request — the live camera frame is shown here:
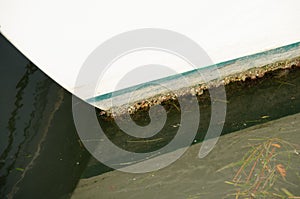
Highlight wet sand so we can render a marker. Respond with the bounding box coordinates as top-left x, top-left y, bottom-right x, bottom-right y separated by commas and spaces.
72, 113, 300, 199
